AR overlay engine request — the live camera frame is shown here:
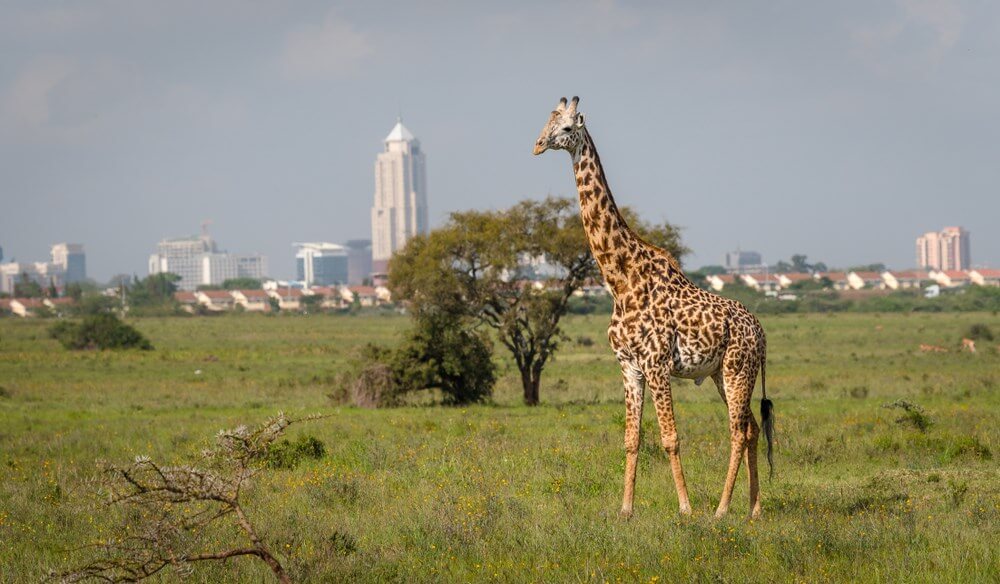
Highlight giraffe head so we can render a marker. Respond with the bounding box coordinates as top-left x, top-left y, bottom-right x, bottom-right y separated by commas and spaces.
533, 96, 585, 155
